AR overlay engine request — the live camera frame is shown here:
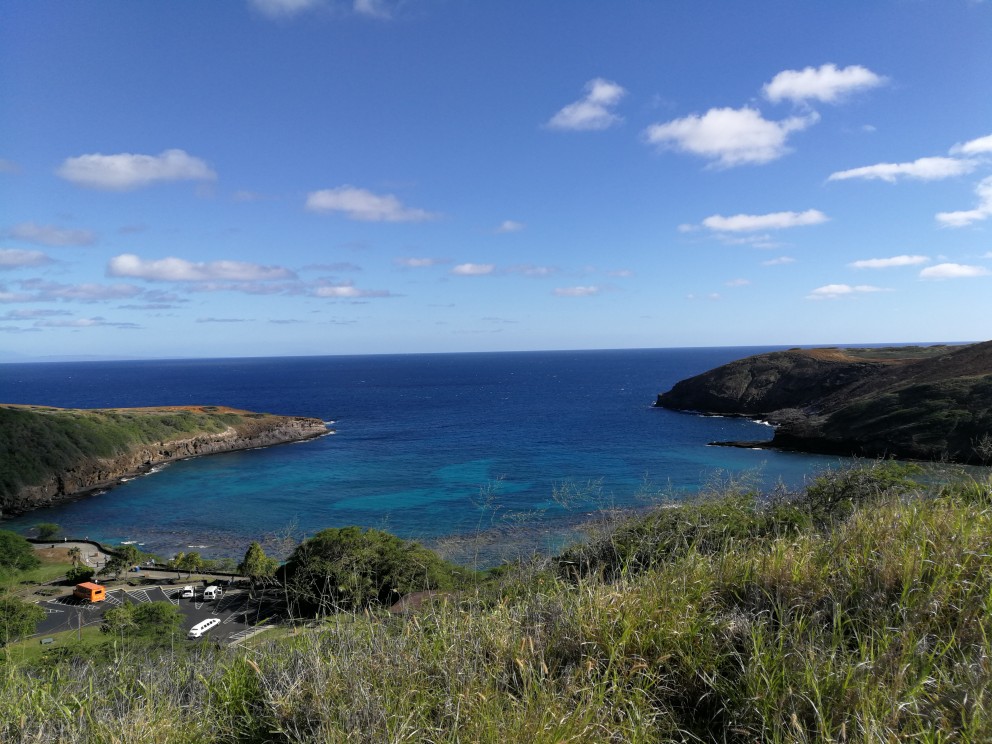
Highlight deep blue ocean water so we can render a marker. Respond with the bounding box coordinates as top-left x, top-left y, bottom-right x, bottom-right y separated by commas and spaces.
0, 348, 847, 561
